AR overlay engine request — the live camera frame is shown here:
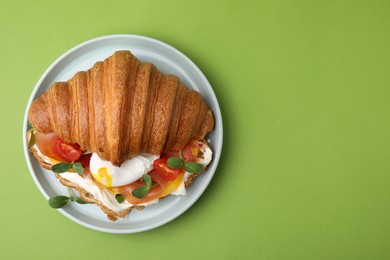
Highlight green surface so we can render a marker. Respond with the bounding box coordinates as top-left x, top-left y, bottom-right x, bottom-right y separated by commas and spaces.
1, 0, 390, 259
